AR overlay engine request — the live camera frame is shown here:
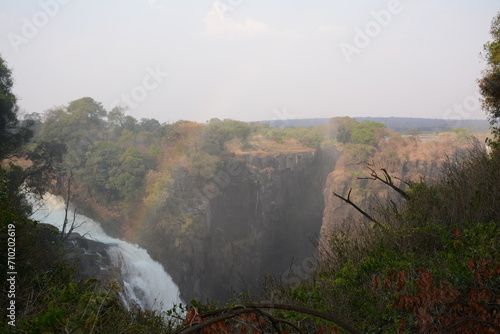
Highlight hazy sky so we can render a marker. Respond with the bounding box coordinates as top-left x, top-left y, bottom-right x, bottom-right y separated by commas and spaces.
1, 0, 498, 123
